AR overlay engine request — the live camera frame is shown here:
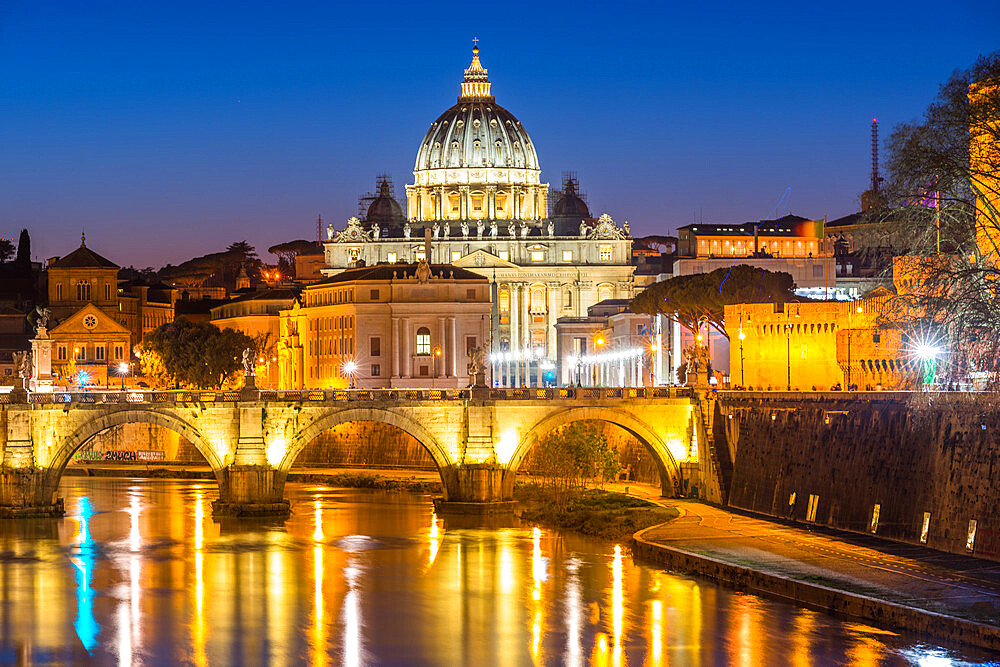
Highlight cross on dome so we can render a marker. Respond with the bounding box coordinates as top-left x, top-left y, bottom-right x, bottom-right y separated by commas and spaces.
459, 41, 493, 102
